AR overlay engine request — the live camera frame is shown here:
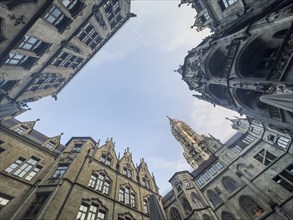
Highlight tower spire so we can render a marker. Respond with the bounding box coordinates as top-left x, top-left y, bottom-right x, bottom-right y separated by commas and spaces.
168, 118, 221, 169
